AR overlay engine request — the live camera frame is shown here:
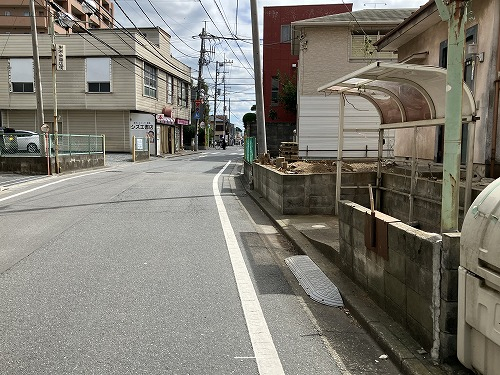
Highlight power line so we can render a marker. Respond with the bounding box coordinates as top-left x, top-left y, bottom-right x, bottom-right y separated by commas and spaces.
198, 0, 254, 78
145, 0, 198, 53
